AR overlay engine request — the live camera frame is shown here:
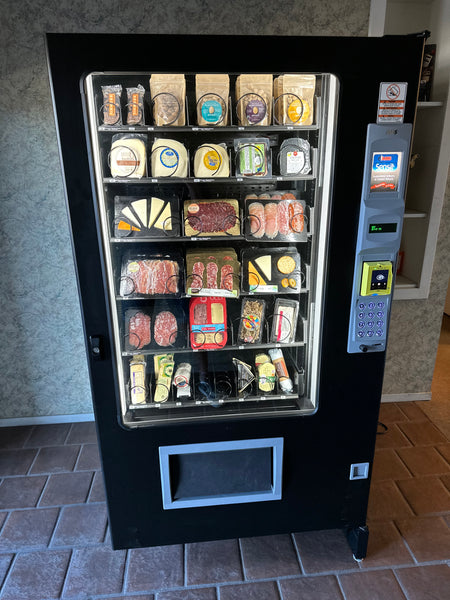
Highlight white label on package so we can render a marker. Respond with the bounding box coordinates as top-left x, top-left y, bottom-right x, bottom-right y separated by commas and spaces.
377, 82, 407, 124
